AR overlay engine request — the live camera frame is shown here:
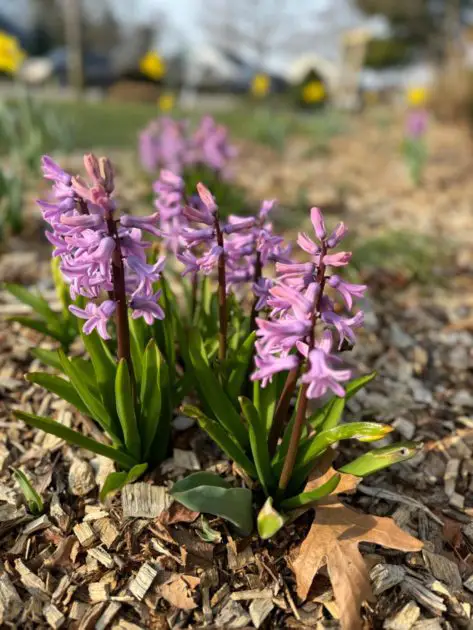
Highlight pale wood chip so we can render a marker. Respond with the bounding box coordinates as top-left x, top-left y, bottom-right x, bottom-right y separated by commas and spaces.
43, 603, 65, 629
78, 602, 106, 630
121, 483, 171, 519
384, 600, 421, 629
210, 583, 230, 608
68, 458, 96, 497
112, 621, 143, 630
231, 588, 273, 601
0, 570, 22, 623
449, 491, 465, 510
464, 573, 473, 593
227, 540, 255, 571
89, 582, 111, 603
23, 514, 51, 535
49, 494, 71, 531
444, 458, 460, 497
95, 601, 122, 630
69, 601, 90, 620
14, 559, 49, 601
73, 522, 97, 548
173, 448, 201, 470
249, 597, 275, 629
88, 547, 115, 569
129, 563, 158, 601
83, 506, 109, 521
52, 575, 71, 604
93, 518, 119, 548
214, 598, 251, 628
